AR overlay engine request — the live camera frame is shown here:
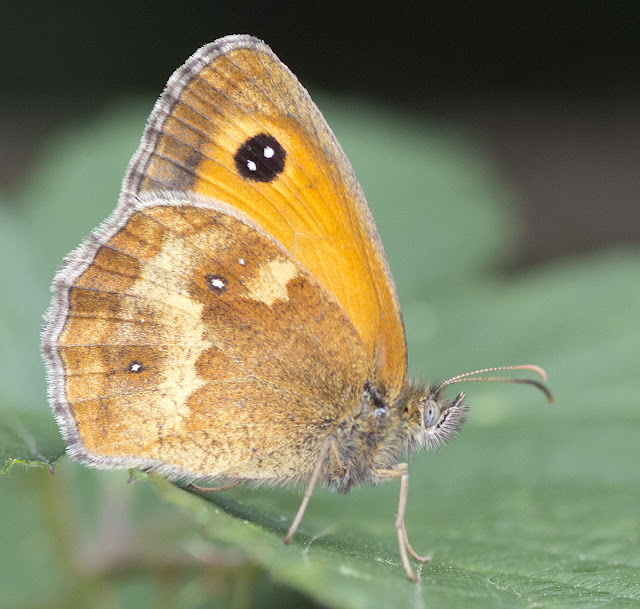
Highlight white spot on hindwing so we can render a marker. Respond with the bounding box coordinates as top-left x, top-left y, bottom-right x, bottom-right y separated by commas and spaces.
210, 277, 225, 290
205, 273, 227, 294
